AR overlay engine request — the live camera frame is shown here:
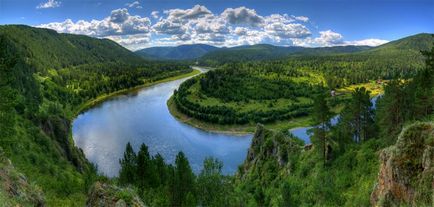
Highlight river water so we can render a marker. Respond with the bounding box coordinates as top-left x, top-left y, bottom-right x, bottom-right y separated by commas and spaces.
72, 73, 252, 177
290, 95, 380, 143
